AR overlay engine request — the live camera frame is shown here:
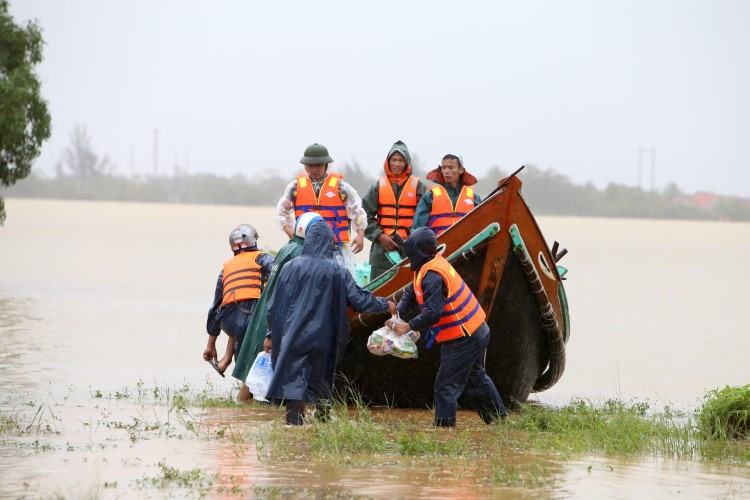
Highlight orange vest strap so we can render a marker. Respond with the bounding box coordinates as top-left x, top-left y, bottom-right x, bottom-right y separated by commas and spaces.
293, 173, 350, 244
414, 255, 486, 345
427, 185, 474, 235
221, 251, 263, 305
377, 176, 420, 239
